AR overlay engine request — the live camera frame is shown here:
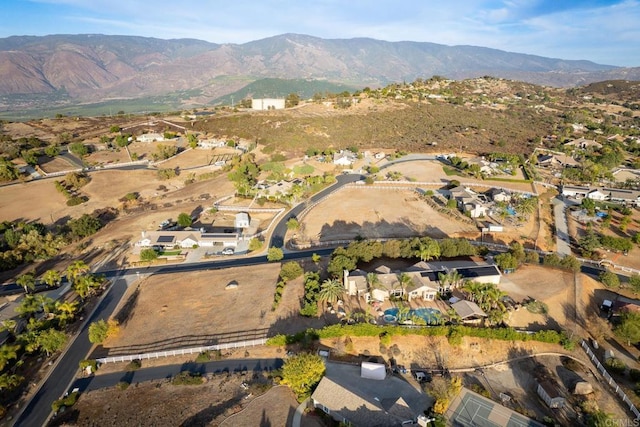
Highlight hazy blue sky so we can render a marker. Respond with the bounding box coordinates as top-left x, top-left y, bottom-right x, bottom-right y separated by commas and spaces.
1, 0, 638, 66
